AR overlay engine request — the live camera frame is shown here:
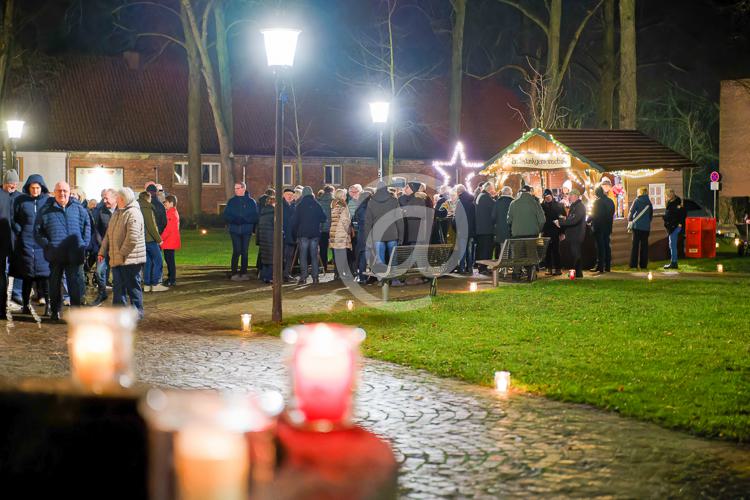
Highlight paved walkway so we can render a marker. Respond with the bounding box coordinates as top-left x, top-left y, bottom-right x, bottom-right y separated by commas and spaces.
2, 268, 749, 498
